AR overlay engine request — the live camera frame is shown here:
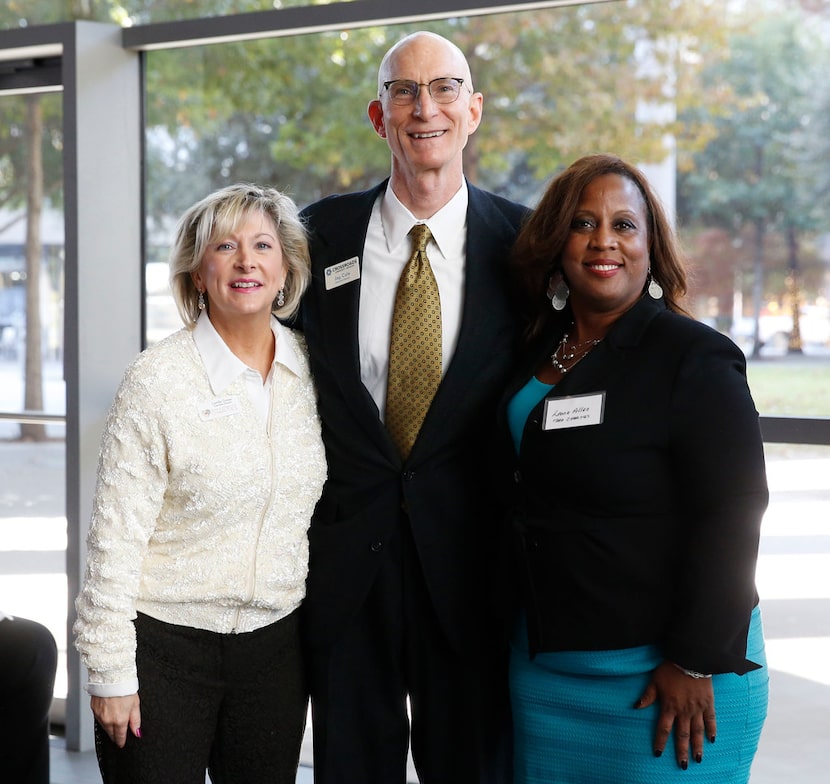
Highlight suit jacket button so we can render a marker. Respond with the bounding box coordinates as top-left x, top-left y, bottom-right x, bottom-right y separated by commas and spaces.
403, 470, 416, 481
370, 541, 383, 552
513, 469, 522, 484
